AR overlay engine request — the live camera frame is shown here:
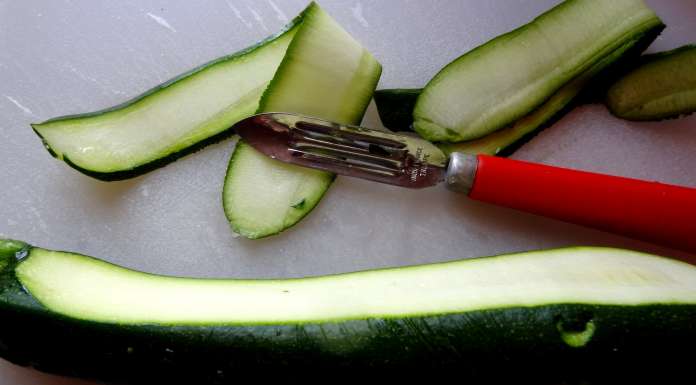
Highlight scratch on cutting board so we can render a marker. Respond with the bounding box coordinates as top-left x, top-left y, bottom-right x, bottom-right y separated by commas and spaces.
28, 206, 48, 232
351, 2, 369, 28
146, 12, 177, 33
226, 1, 252, 29
63, 63, 126, 96
267, 0, 288, 22
65, 63, 100, 84
4, 95, 33, 115
247, 6, 269, 31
